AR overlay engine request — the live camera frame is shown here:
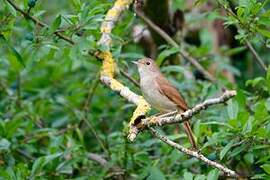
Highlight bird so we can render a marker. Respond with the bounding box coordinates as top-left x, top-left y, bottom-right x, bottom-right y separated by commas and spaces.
133, 57, 197, 149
